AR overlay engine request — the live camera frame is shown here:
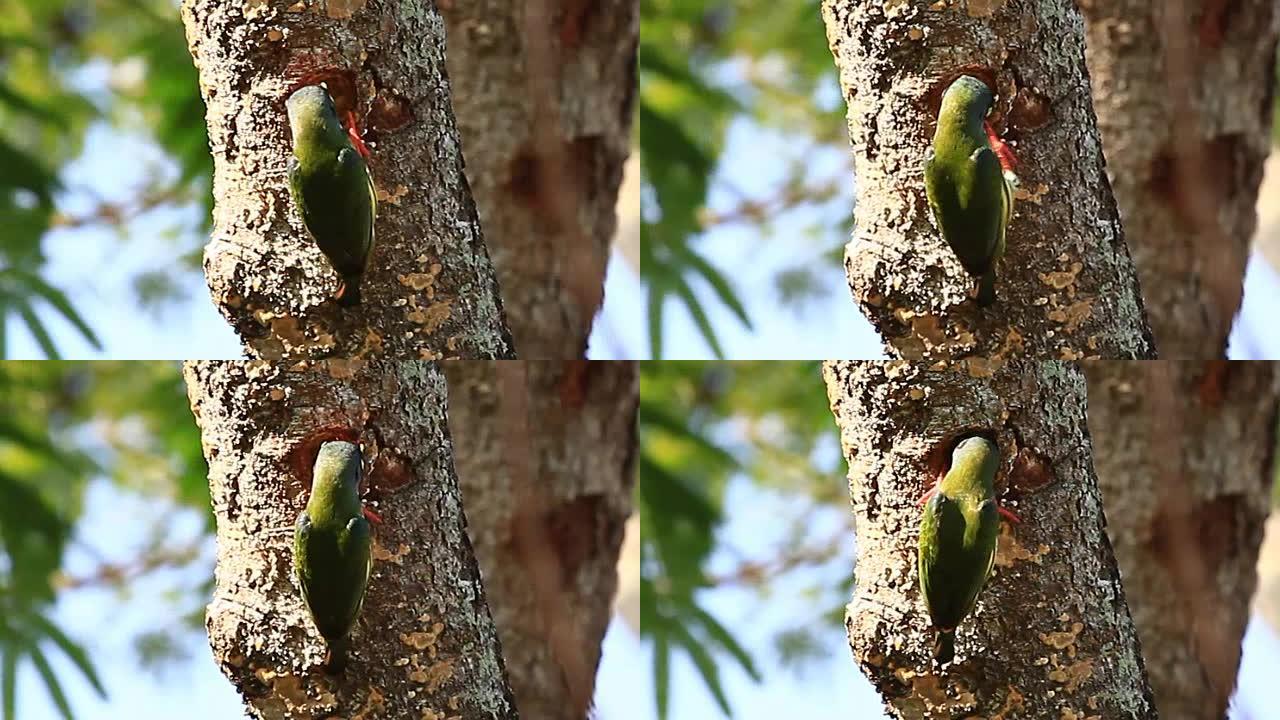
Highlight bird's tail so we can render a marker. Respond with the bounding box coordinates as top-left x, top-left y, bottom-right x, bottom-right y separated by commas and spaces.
335, 277, 362, 307
976, 270, 996, 307
323, 637, 349, 674
932, 628, 956, 665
